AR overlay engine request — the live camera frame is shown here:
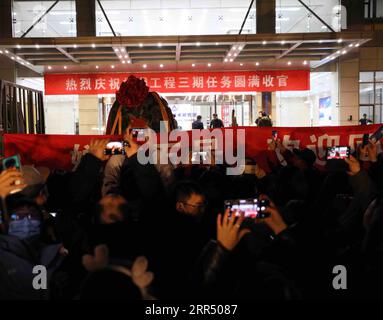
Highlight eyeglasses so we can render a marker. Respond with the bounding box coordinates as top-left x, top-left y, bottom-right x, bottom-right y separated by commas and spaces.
182, 202, 207, 209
